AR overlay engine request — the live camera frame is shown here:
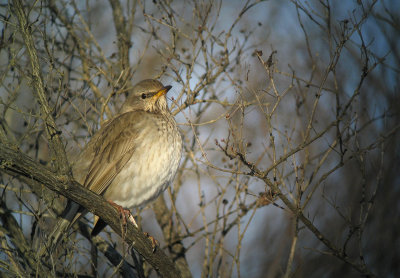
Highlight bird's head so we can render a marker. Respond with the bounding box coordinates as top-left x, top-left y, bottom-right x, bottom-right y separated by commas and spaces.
120, 79, 172, 113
